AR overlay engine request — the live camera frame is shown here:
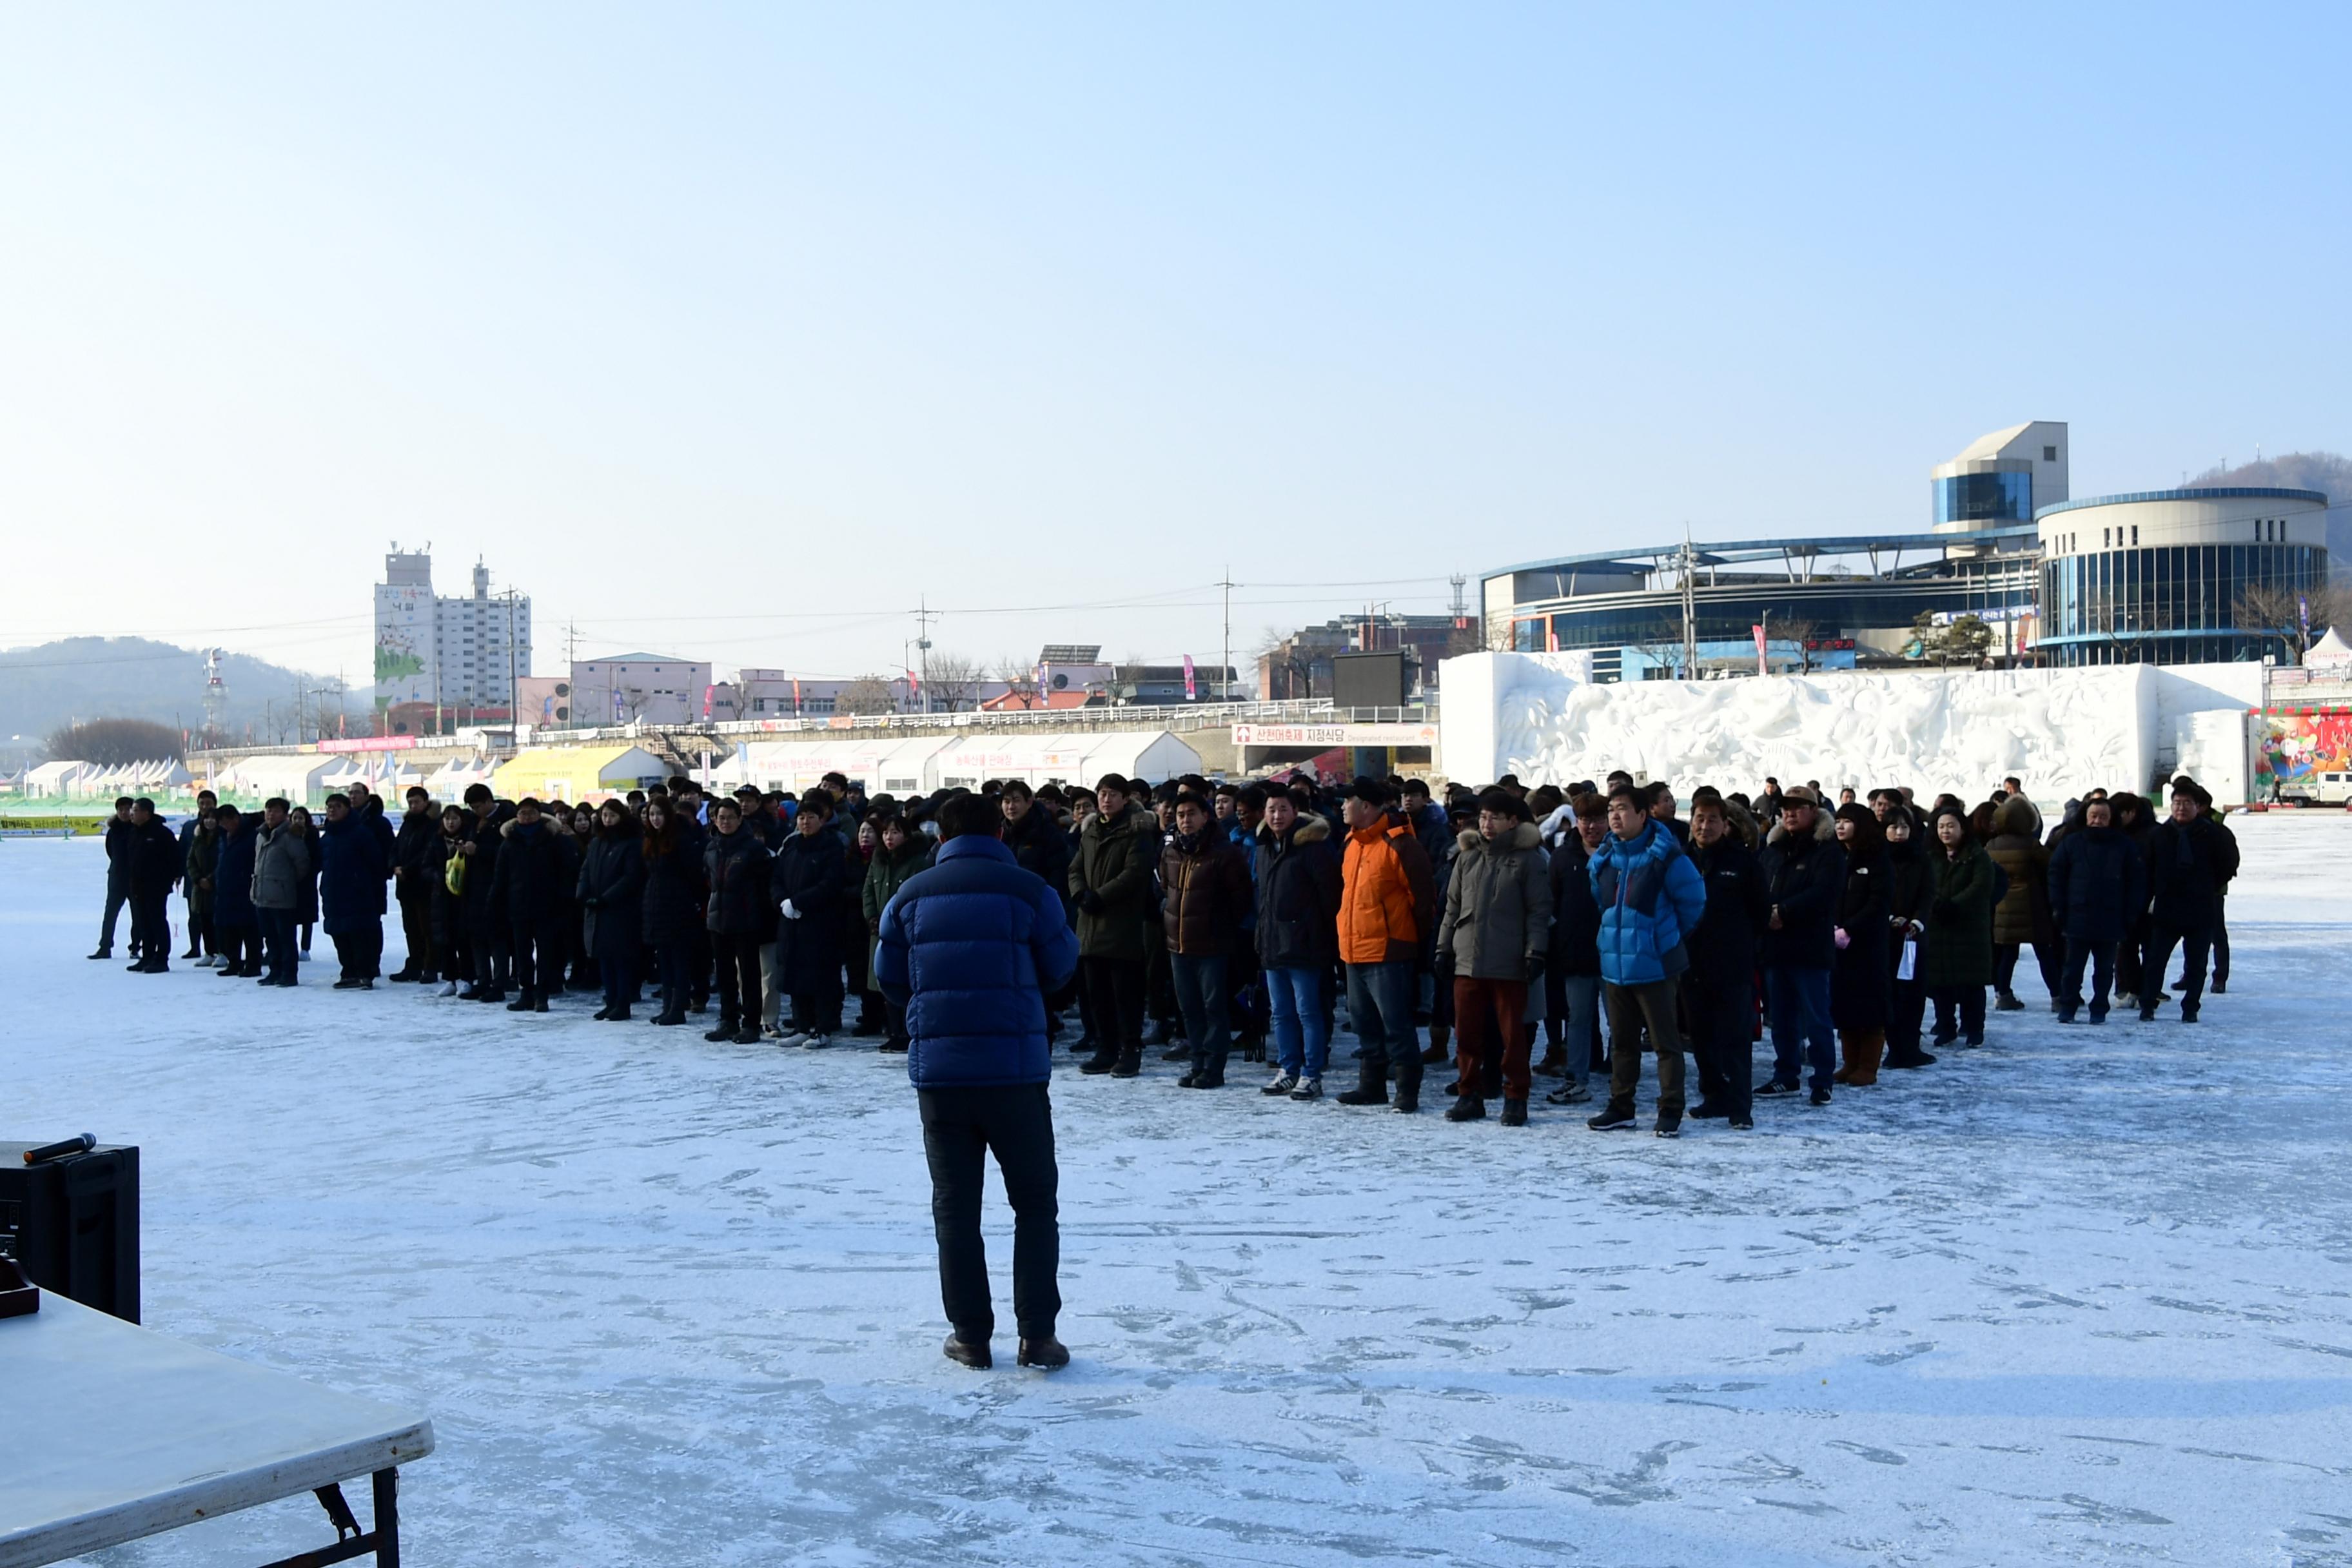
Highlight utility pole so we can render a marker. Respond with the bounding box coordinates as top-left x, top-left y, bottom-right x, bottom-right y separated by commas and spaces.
504, 589, 518, 727
1679, 527, 1698, 678
564, 618, 576, 669
913, 597, 939, 714
1219, 564, 1237, 703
